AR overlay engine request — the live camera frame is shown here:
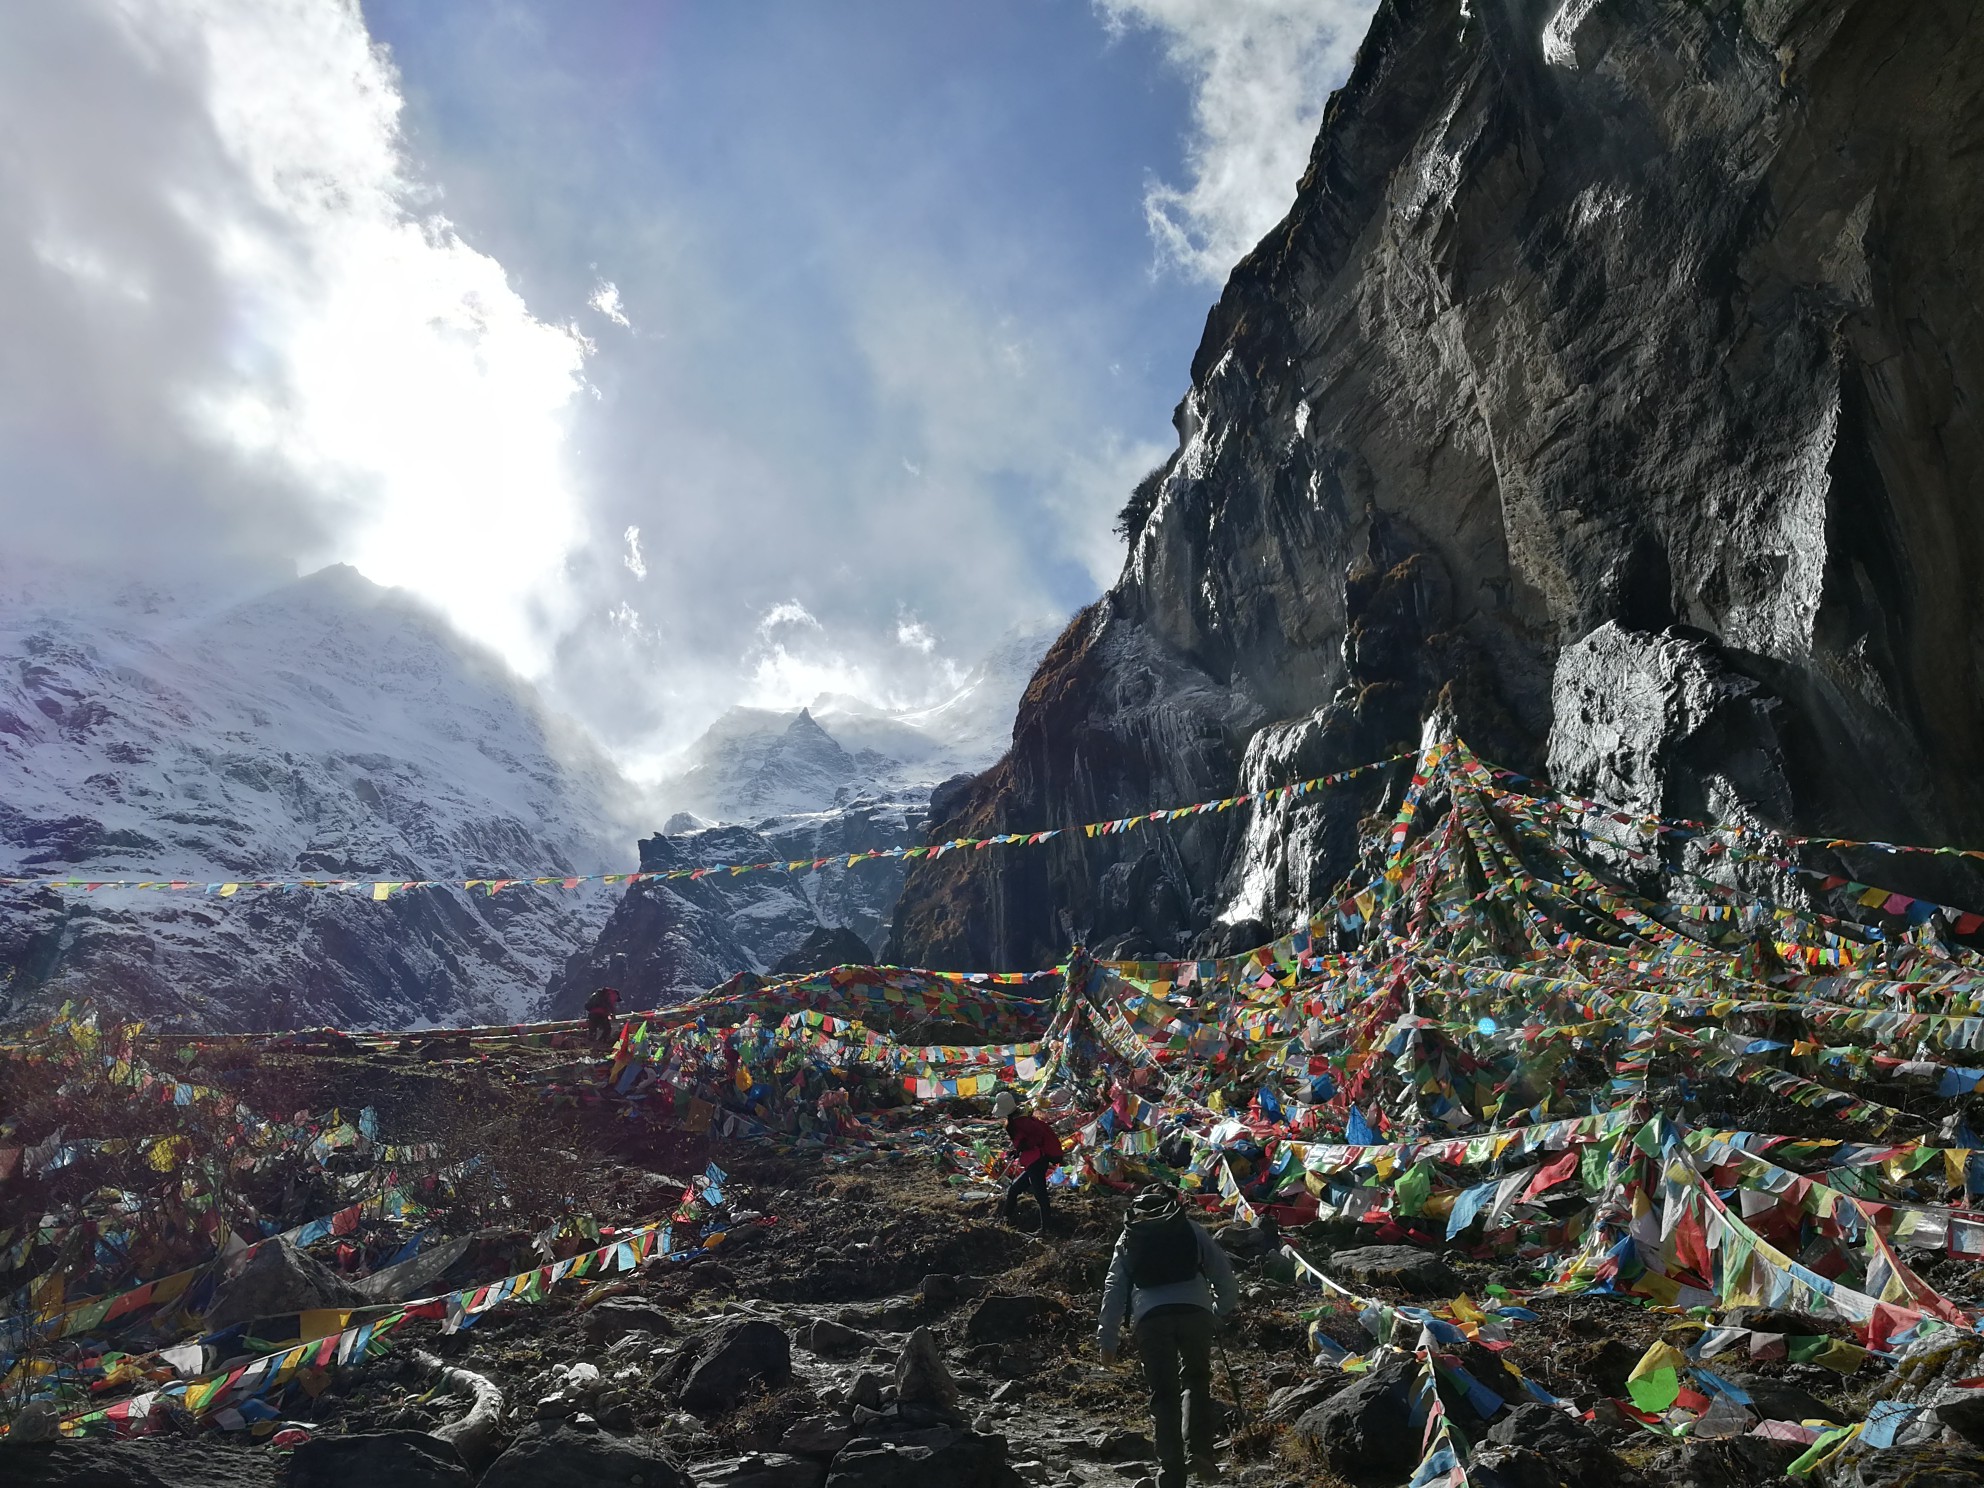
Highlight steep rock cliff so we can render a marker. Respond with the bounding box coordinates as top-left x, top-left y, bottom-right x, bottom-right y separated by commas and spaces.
545, 798, 927, 1013
890, 0, 1984, 970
